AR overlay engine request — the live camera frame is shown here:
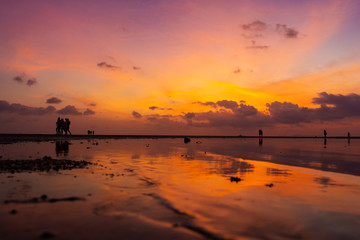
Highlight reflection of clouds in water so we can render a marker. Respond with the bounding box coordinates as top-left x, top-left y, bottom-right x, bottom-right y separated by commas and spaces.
267, 168, 292, 177
314, 177, 345, 188
221, 159, 255, 175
